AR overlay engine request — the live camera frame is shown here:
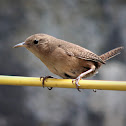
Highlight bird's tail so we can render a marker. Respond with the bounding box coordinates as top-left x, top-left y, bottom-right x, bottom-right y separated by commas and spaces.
100, 46, 124, 61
